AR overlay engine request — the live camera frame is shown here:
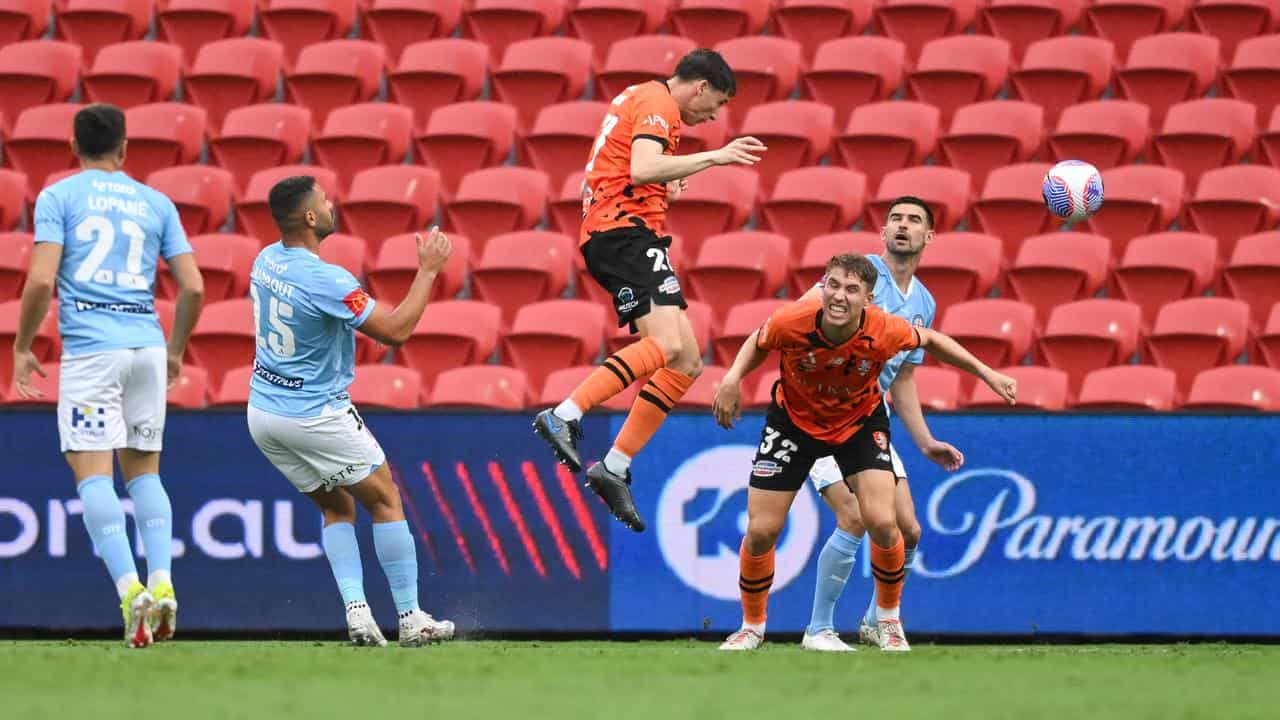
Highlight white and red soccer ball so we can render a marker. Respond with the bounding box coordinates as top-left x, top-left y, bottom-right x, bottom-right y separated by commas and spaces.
1042, 160, 1104, 223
